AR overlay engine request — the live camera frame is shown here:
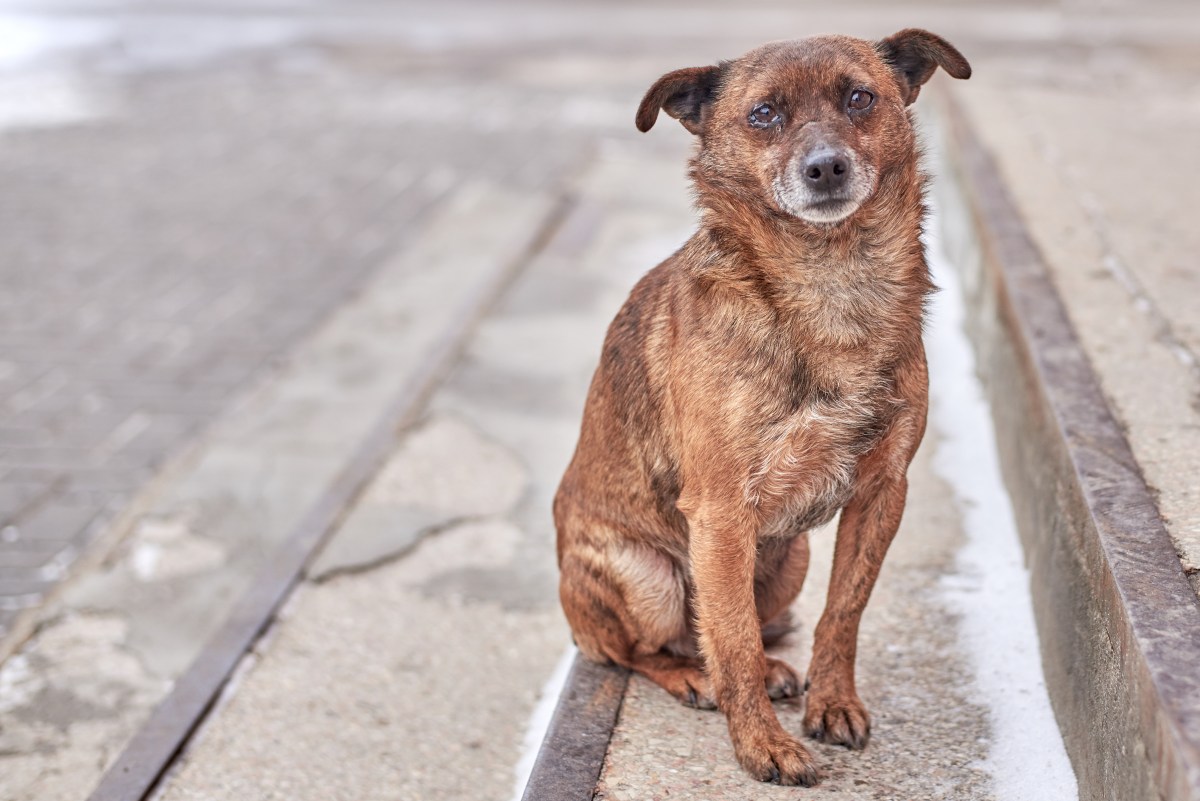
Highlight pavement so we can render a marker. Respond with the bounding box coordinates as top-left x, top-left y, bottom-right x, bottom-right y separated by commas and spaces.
0, 1, 1197, 800
0, 8, 444, 637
